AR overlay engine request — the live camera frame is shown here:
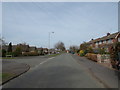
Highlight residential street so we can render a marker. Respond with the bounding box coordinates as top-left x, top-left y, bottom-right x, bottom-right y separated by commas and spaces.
2, 53, 118, 88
